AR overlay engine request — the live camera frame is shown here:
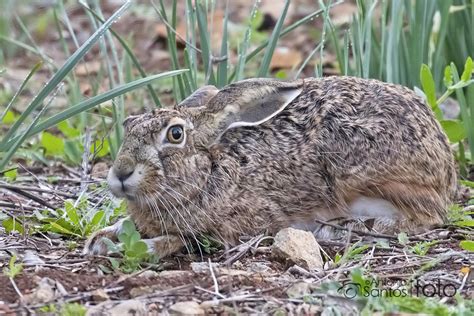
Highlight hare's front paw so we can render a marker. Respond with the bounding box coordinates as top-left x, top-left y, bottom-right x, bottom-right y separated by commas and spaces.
83, 217, 127, 255
143, 235, 184, 259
